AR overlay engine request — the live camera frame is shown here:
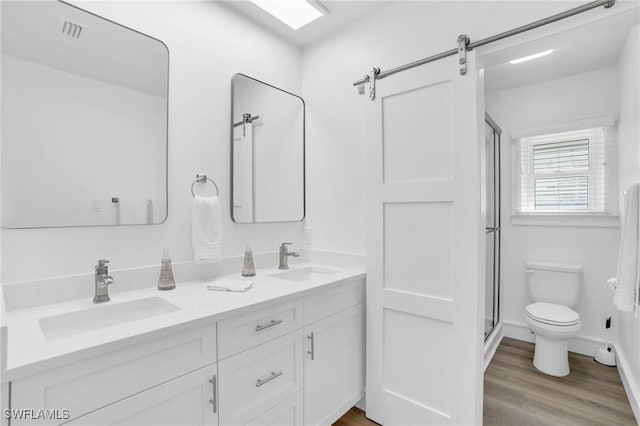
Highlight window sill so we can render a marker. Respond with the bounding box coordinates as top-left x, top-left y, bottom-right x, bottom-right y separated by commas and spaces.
511, 213, 620, 228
